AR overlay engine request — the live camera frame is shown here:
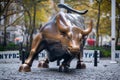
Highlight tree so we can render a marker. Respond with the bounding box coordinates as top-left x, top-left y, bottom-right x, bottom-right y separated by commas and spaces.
99, 0, 120, 46
0, 0, 24, 47
116, 0, 120, 46
95, 0, 102, 47
0, 0, 13, 46
17, 0, 51, 52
